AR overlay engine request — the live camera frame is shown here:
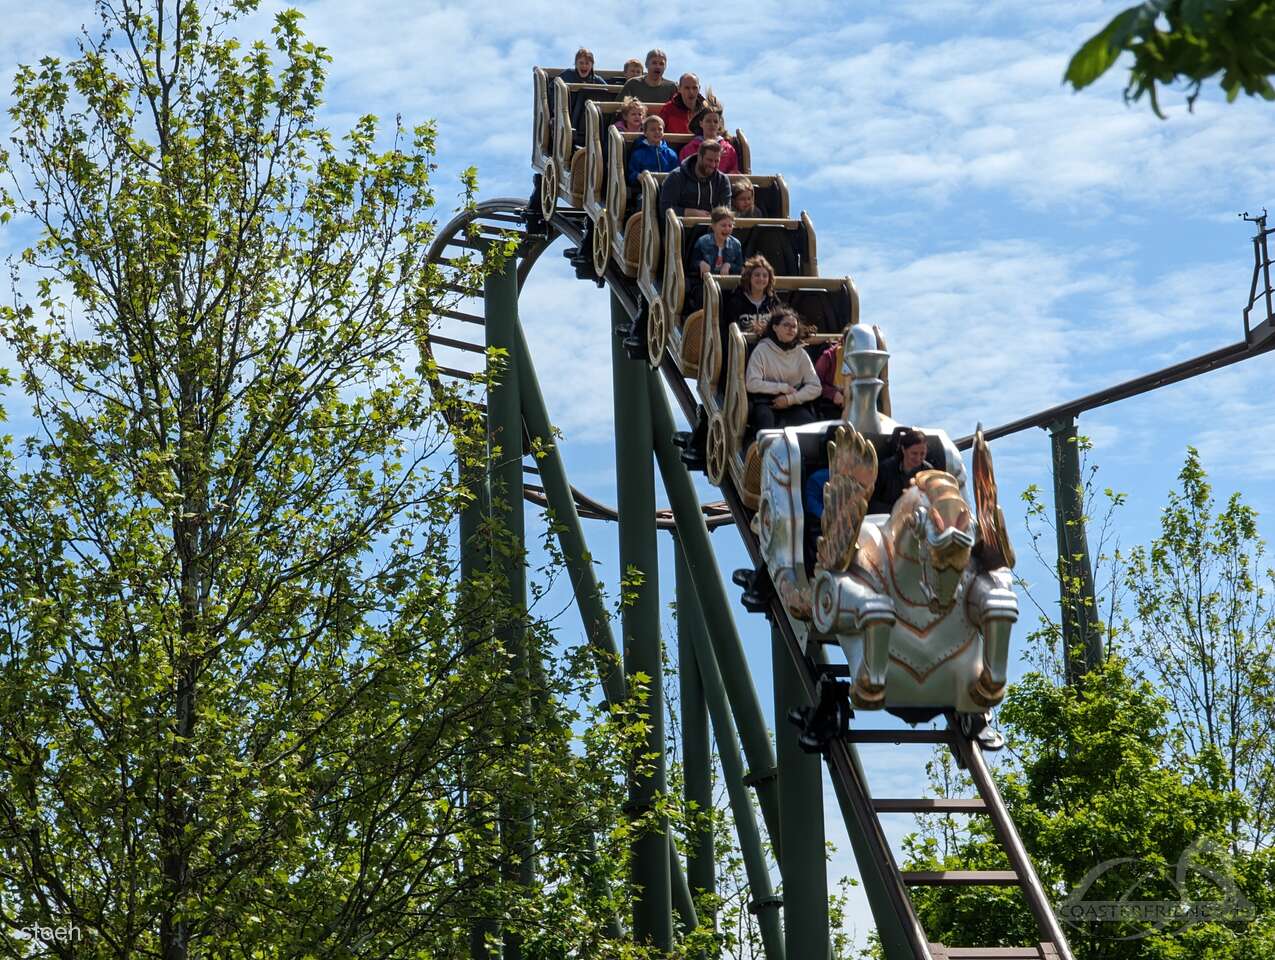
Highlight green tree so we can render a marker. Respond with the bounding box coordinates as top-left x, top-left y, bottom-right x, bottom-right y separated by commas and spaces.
904, 659, 1263, 958
904, 449, 1275, 958
0, 2, 638, 957
1065, 0, 1275, 117
1123, 448, 1275, 851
